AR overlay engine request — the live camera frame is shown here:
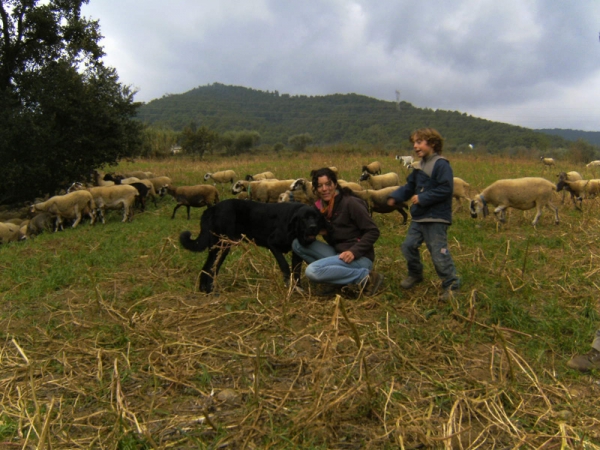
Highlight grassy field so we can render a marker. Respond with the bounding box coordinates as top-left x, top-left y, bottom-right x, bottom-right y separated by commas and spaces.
1, 150, 600, 449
